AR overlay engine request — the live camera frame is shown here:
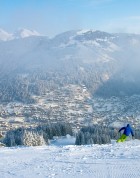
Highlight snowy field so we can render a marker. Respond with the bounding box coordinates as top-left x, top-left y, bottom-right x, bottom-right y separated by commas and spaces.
0, 138, 140, 178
